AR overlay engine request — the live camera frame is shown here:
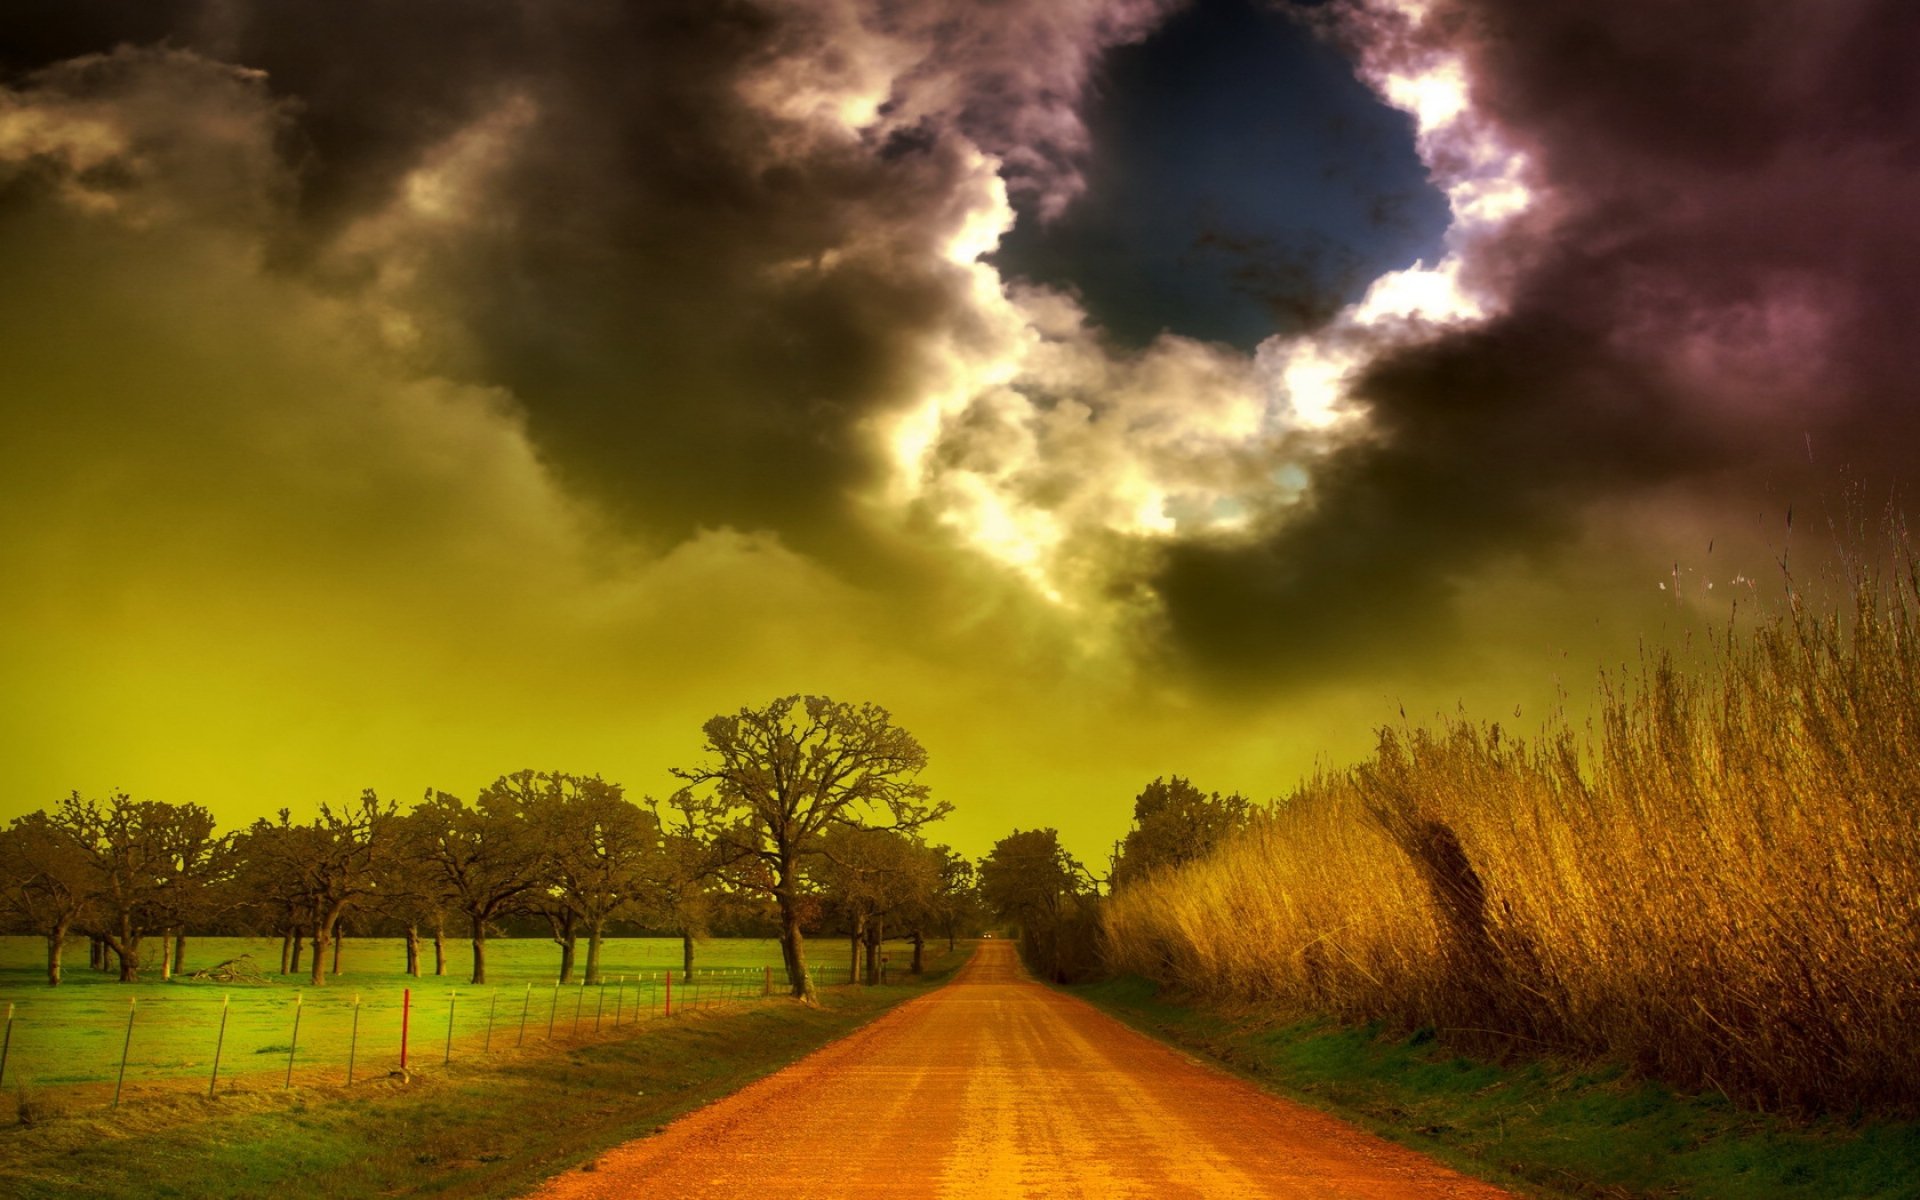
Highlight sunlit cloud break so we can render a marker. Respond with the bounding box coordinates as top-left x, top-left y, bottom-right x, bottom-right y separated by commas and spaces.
839, 0, 1538, 611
